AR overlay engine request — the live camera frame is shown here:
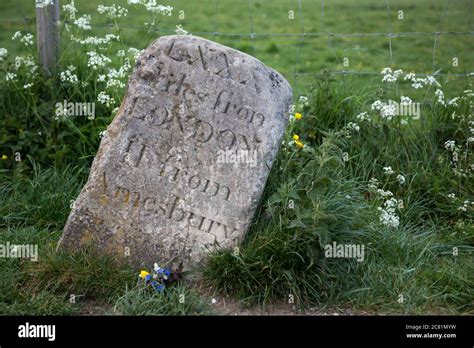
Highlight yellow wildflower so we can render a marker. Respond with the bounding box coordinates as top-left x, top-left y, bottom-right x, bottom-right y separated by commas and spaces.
1, 155, 7, 160
295, 112, 302, 120
139, 270, 150, 279
292, 134, 300, 141
295, 140, 304, 149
